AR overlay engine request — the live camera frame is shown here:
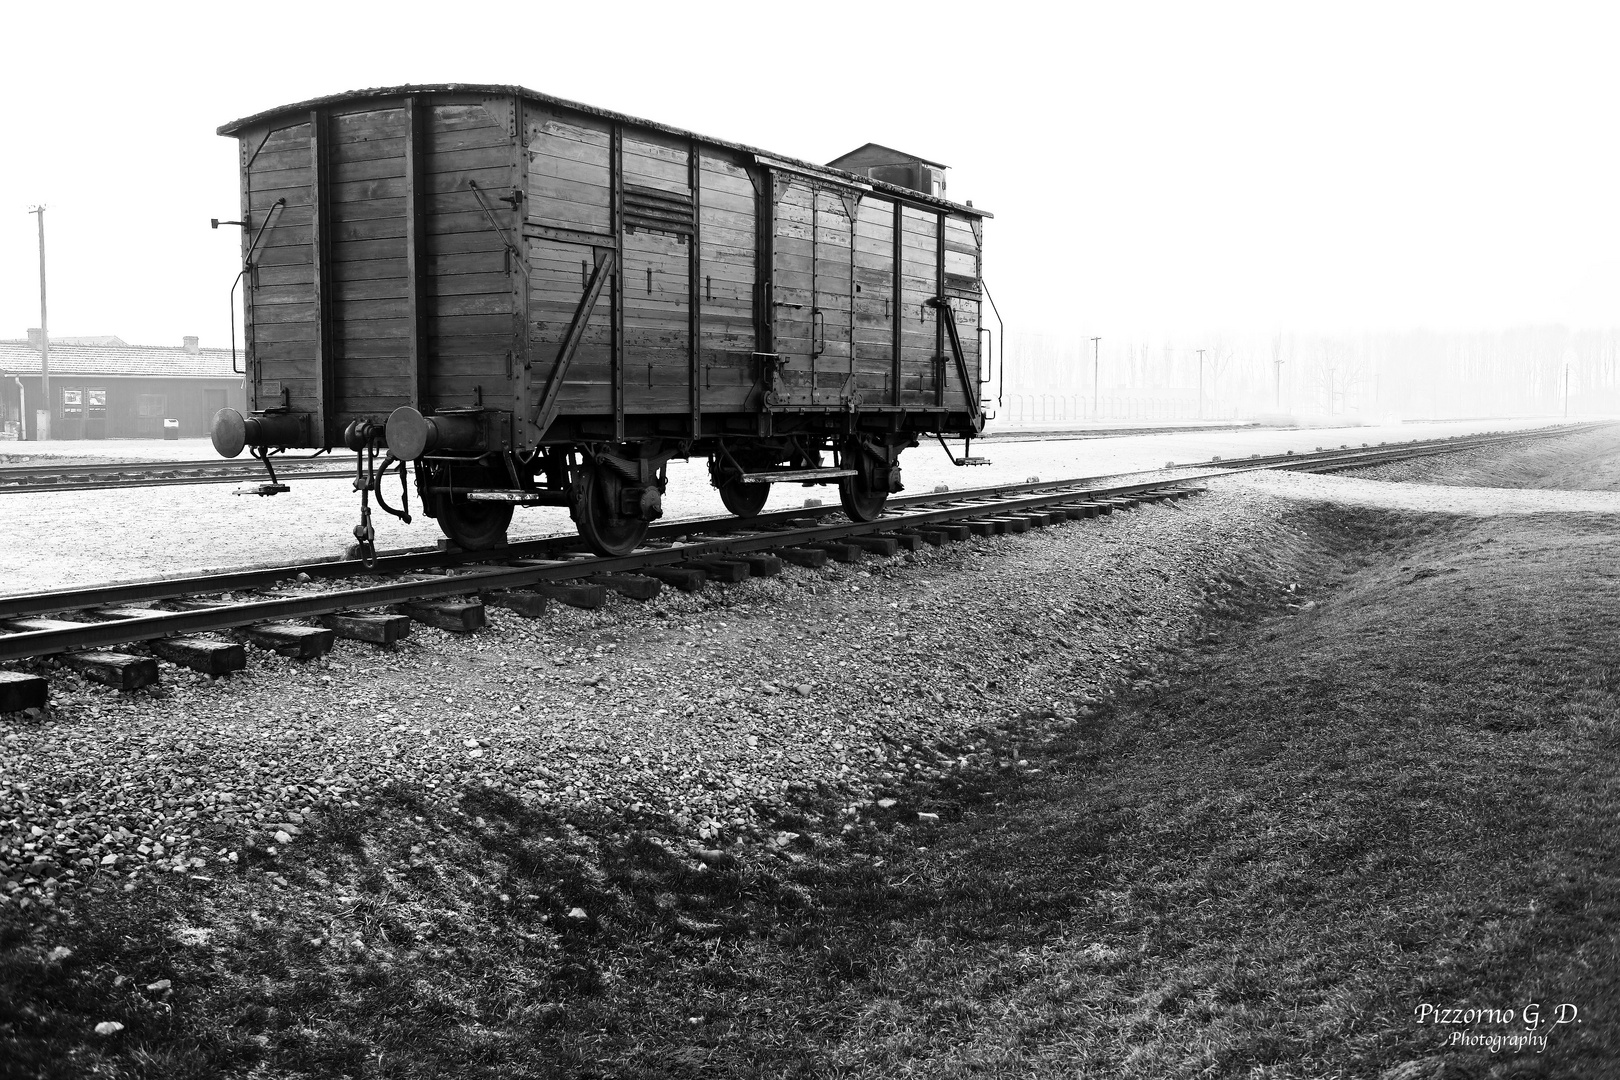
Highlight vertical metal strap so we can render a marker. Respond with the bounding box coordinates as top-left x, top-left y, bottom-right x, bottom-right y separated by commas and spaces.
755, 167, 774, 356
890, 201, 902, 405
610, 125, 625, 440
934, 212, 946, 409
847, 199, 857, 402
309, 109, 334, 443
511, 93, 531, 448
239, 129, 257, 409
688, 140, 701, 436
809, 184, 818, 406
403, 97, 428, 412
